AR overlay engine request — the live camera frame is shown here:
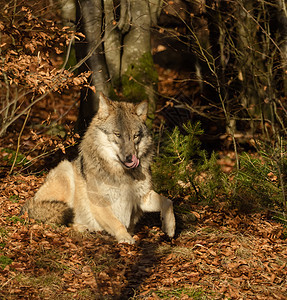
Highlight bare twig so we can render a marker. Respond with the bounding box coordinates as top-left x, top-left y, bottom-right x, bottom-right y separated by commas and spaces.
9, 107, 31, 175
